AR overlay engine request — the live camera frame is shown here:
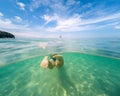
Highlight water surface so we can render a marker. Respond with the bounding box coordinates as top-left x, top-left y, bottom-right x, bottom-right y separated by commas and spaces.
0, 38, 120, 96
